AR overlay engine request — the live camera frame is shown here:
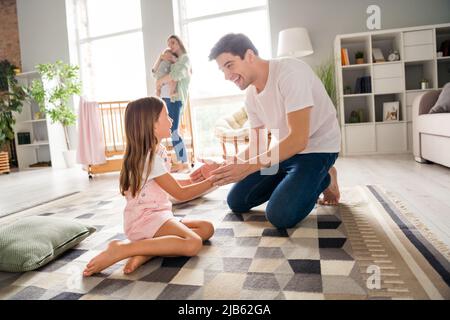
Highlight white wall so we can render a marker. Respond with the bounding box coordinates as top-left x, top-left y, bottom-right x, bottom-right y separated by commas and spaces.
16, 0, 71, 71
141, 0, 175, 96
269, 0, 450, 67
